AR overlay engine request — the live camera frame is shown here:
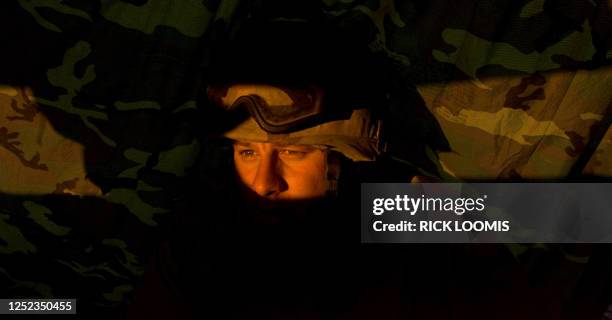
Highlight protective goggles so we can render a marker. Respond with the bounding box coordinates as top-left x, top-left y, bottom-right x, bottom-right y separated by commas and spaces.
207, 84, 329, 134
